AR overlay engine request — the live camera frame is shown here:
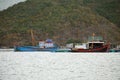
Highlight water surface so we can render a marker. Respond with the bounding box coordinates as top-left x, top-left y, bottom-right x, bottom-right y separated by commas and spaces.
0, 52, 120, 80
